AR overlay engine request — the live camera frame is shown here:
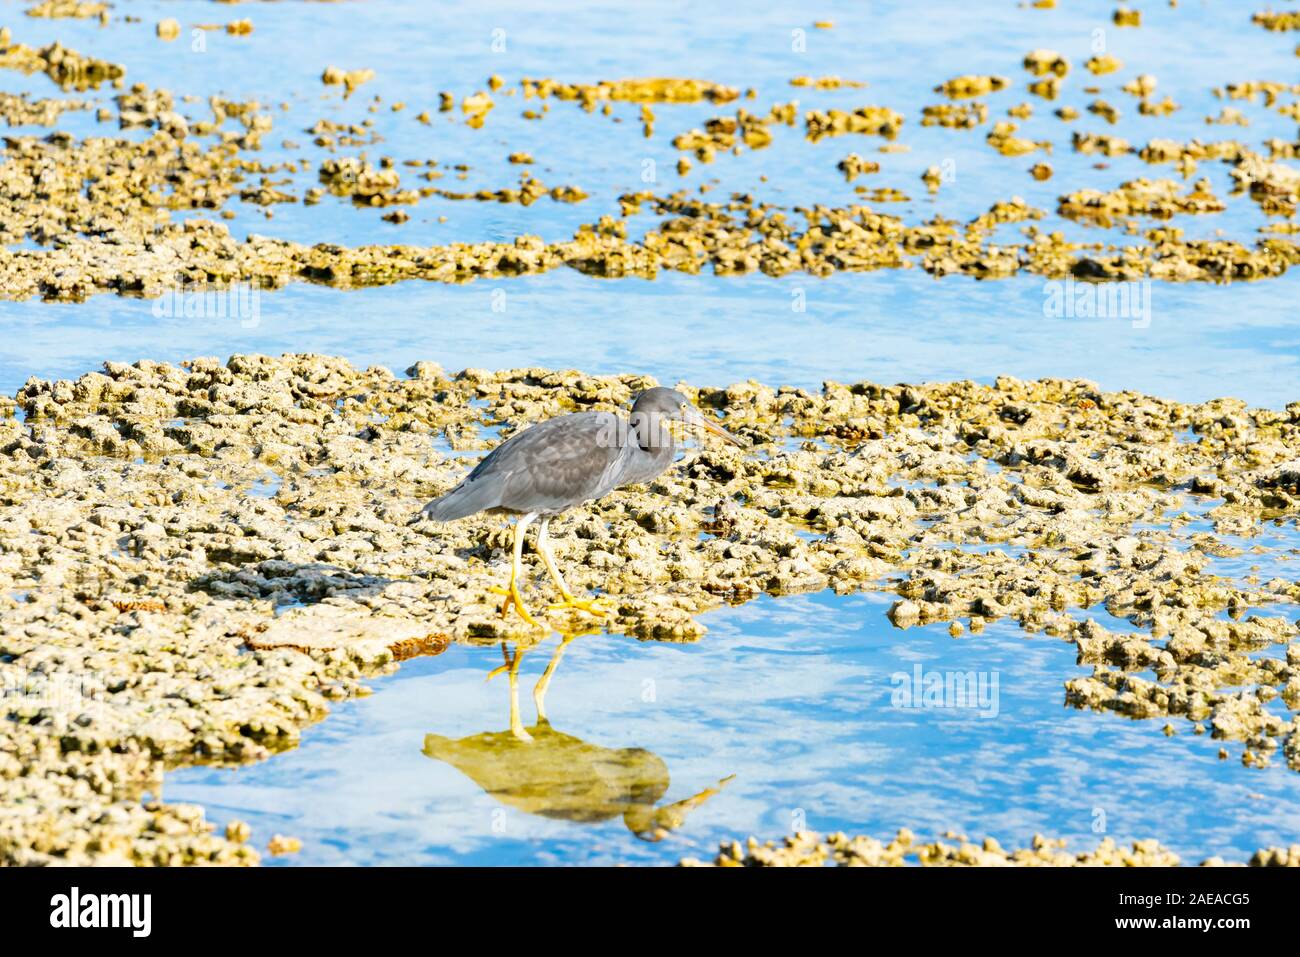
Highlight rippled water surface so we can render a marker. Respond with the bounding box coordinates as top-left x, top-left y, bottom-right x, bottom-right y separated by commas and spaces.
1, 0, 1298, 404
3, 0, 1299, 864
167, 591, 1300, 866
